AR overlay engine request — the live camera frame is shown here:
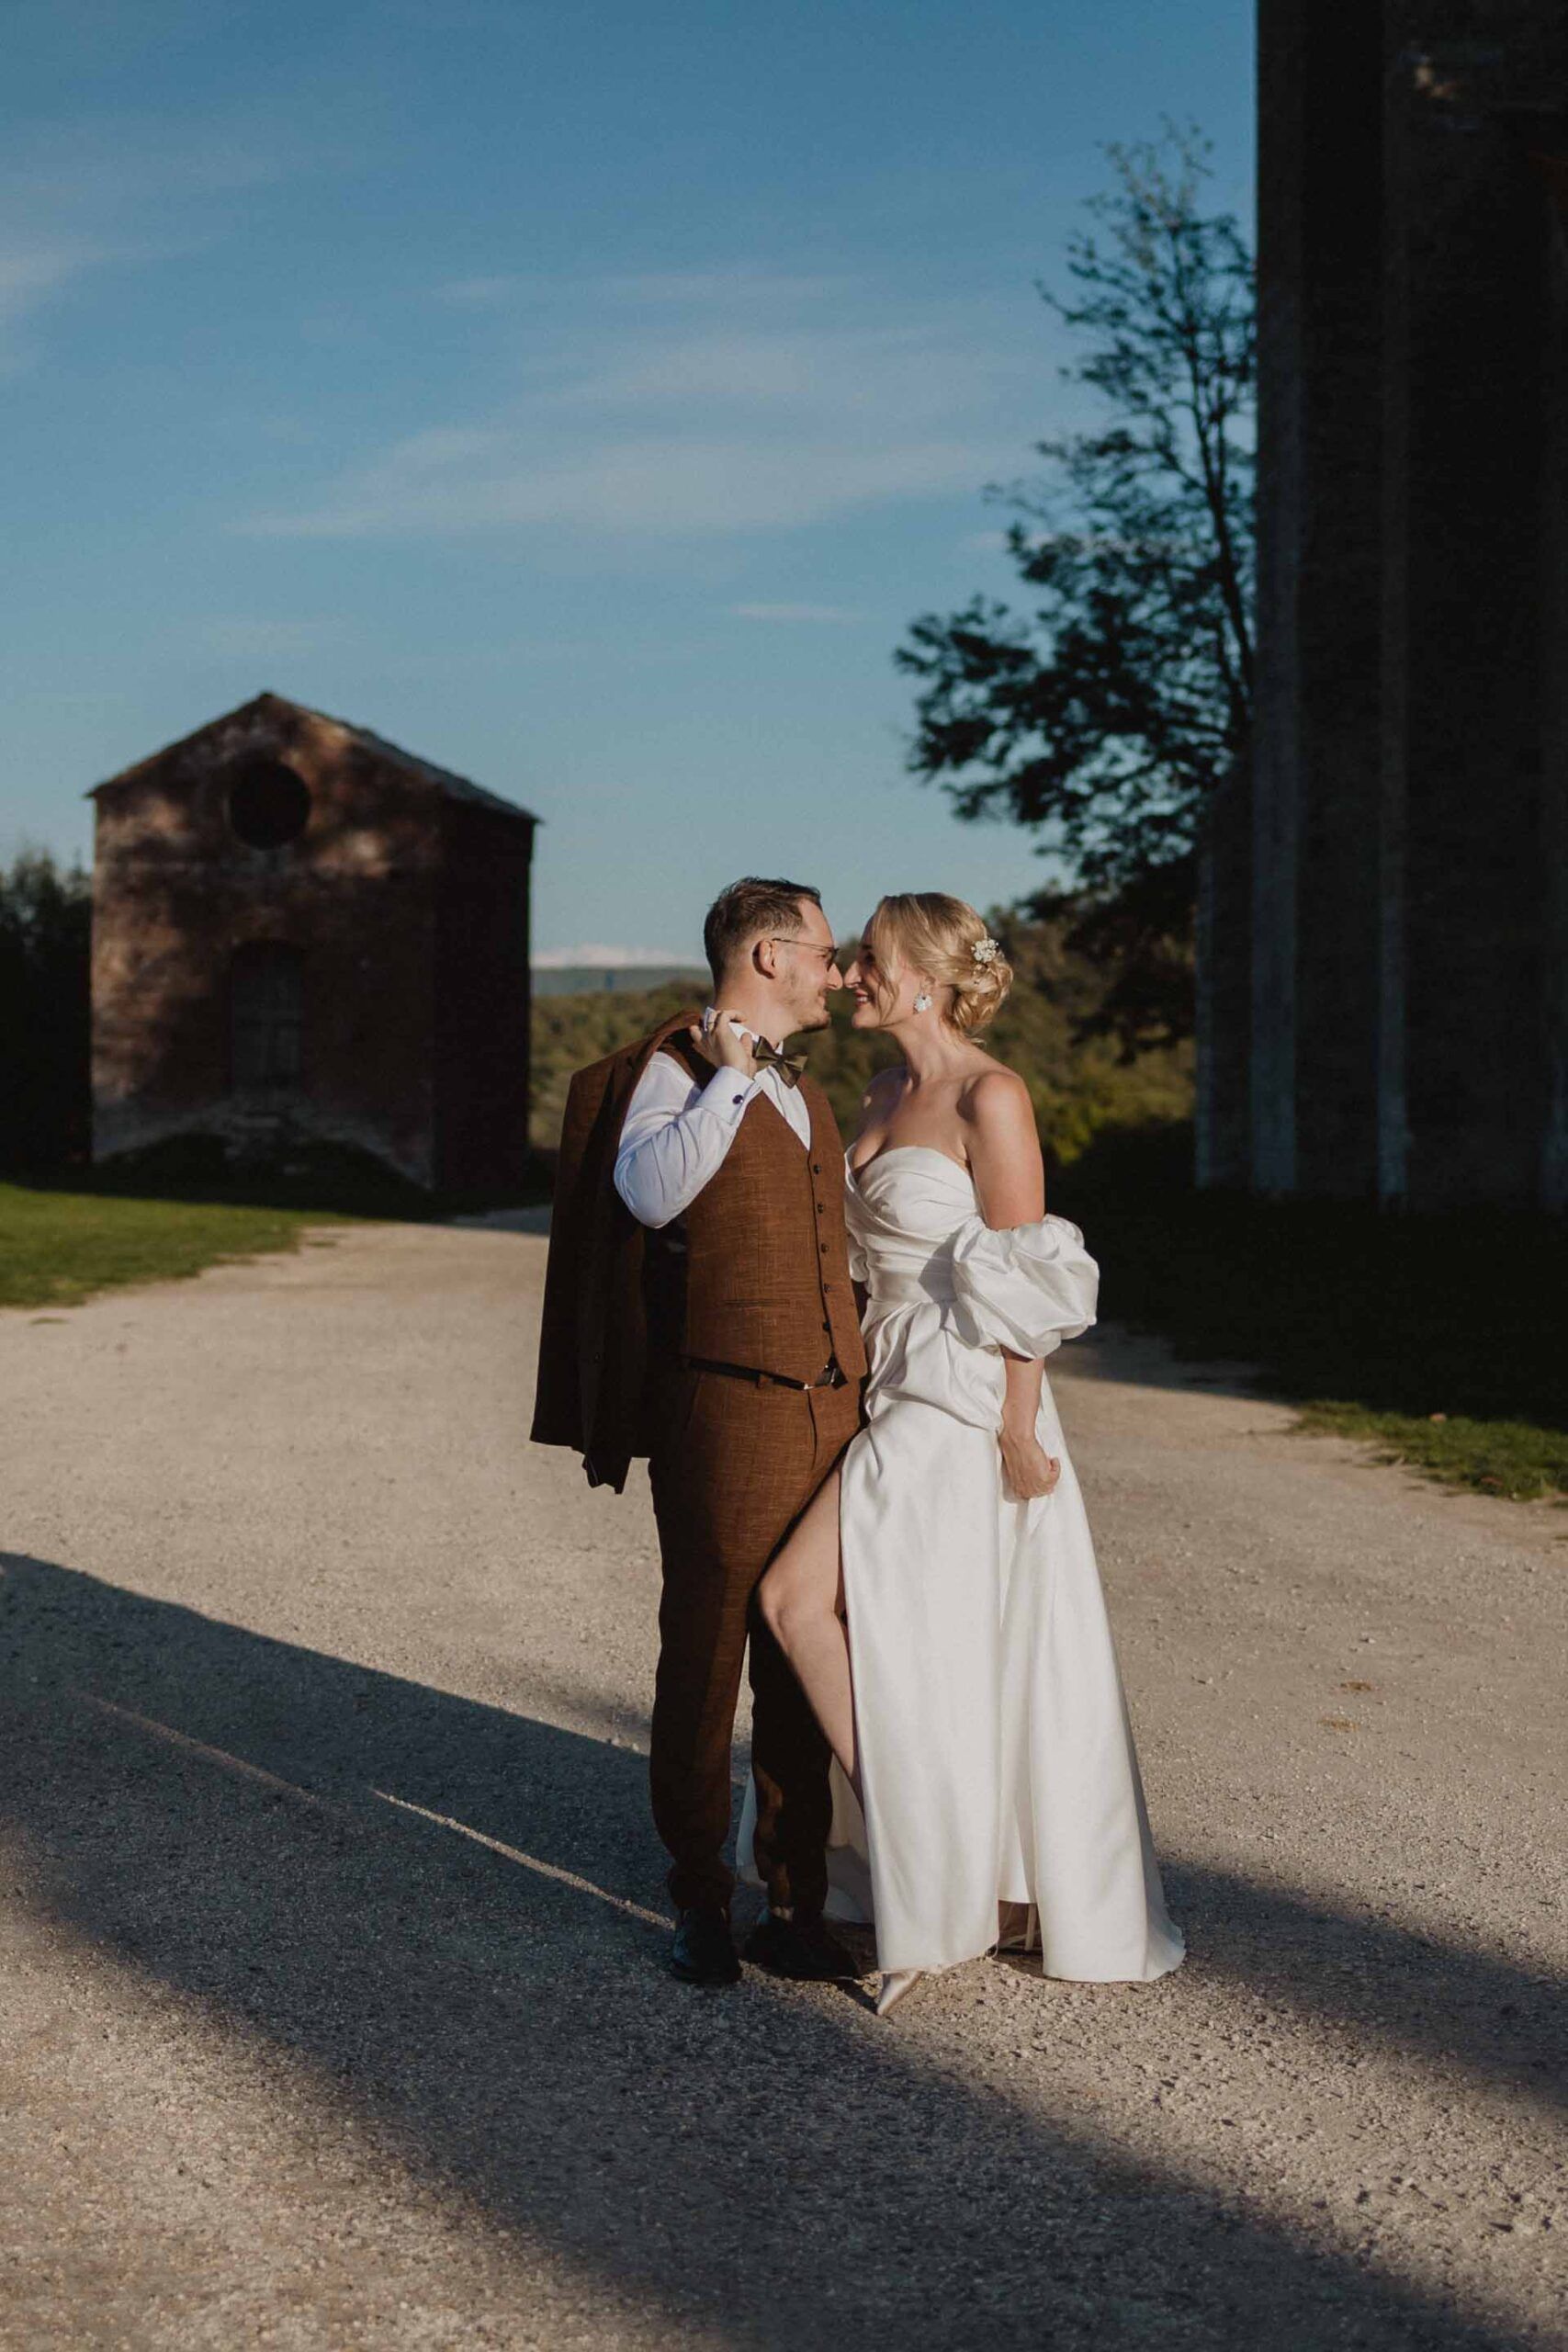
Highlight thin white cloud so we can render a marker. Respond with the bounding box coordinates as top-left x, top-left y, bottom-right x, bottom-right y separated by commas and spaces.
0, 236, 115, 360
0, 103, 365, 368
550, 324, 999, 423
4, 2, 248, 55
0, 237, 135, 370
603, 269, 860, 307
241, 275, 1030, 544
433, 274, 543, 307
247, 434, 1000, 539
0, 237, 107, 307
732, 603, 863, 625
434, 268, 860, 311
